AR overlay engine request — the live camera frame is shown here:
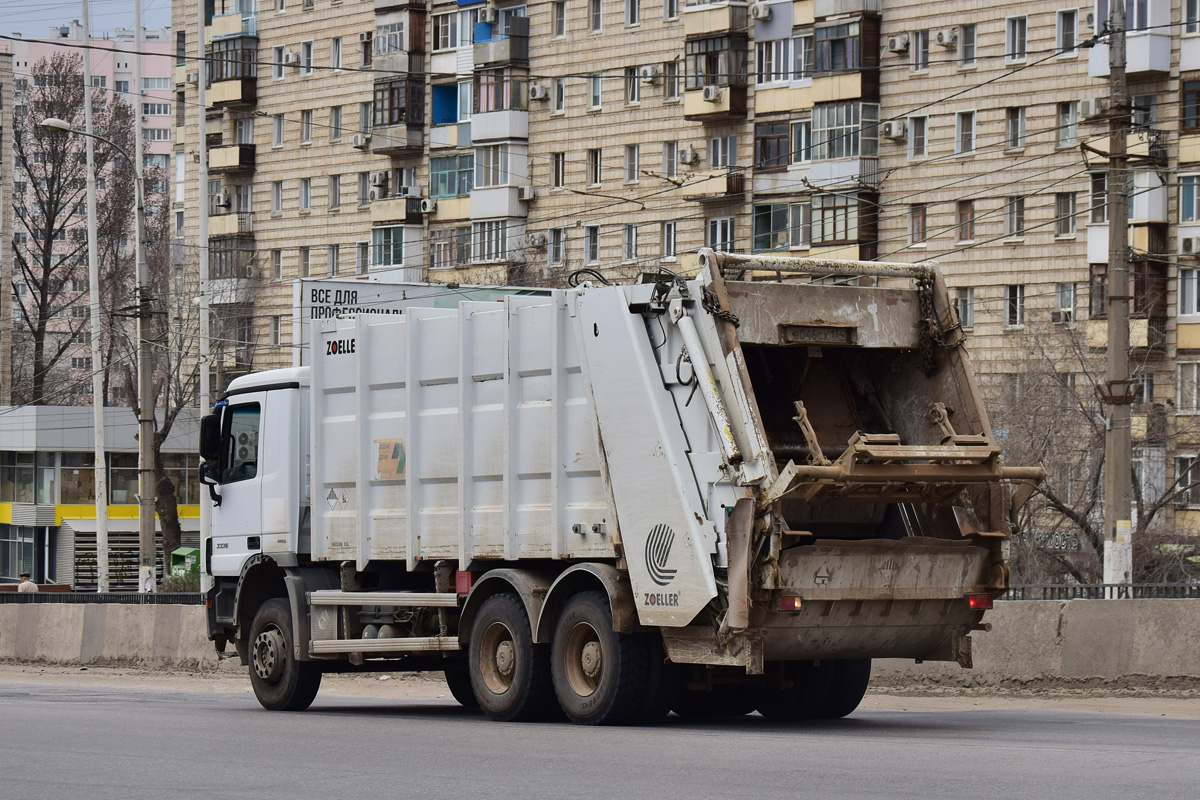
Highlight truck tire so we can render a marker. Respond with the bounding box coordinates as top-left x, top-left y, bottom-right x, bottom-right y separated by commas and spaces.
469, 593, 555, 722
248, 598, 322, 711
635, 635, 677, 724
551, 591, 650, 725
756, 661, 835, 720
443, 666, 480, 709
816, 658, 872, 719
671, 684, 756, 719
